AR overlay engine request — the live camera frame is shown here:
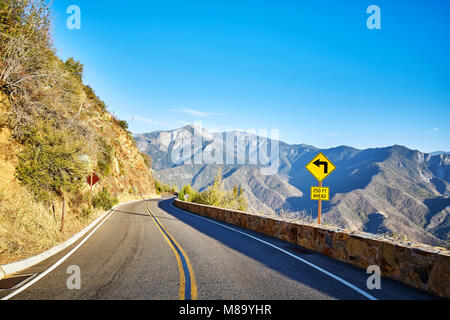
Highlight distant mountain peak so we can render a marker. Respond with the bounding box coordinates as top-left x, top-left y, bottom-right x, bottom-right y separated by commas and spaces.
430, 151, 450, 156
135, 126, 450, 248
